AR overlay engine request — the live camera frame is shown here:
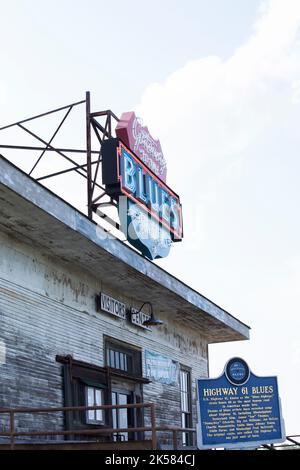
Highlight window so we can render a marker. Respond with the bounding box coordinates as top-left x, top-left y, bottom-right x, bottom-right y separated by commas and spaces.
56, 355, 109, 437
57, 348, 147, 441
86, 386, 104, 424
112, 391, 133, 441
105, 338, 142, 376
105, 338, 144, 441
180, 368, 192, 446
107, 348, 131, 372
